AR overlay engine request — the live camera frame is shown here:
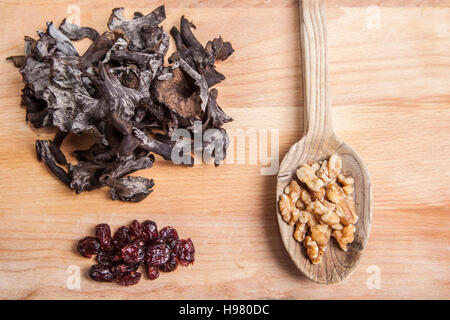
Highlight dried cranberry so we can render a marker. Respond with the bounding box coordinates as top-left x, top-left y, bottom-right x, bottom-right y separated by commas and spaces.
117, 271, 141, 286
159, 252, 178, 272
112, 263, 138, 277
132, 237, 145, 247
110, 251, 123, 265
89, 264, 114, 282
77, 236, 100, 258
176, 238, 195, 266
145, 243, 170, 266
129, 219, 142, 238
95, 250, 121, 266
157, 226, 179, 249
112, 226, 131, 249
95, 223, 112, 250
141, 220, 158, 243
96, 251, 113, 266
145, 265, 160, 280
121, 243, 145, 265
